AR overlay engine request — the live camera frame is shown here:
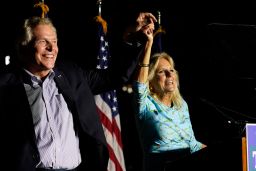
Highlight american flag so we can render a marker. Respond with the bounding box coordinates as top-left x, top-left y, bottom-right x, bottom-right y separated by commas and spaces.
94, 16, 126, 171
